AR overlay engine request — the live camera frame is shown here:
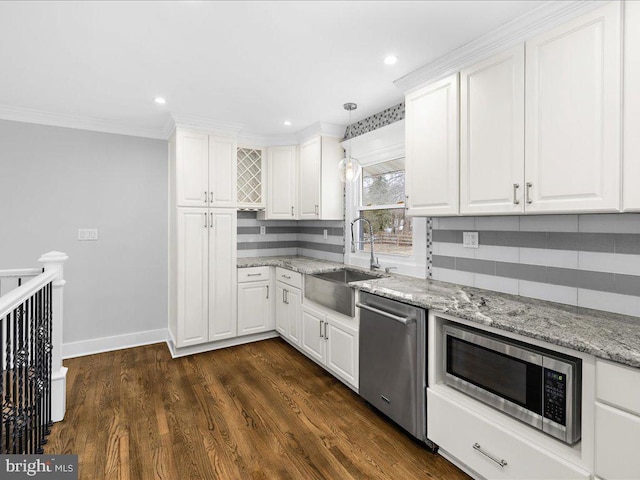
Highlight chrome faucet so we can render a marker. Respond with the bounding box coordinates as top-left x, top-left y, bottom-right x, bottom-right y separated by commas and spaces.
350, 216, 380, 271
